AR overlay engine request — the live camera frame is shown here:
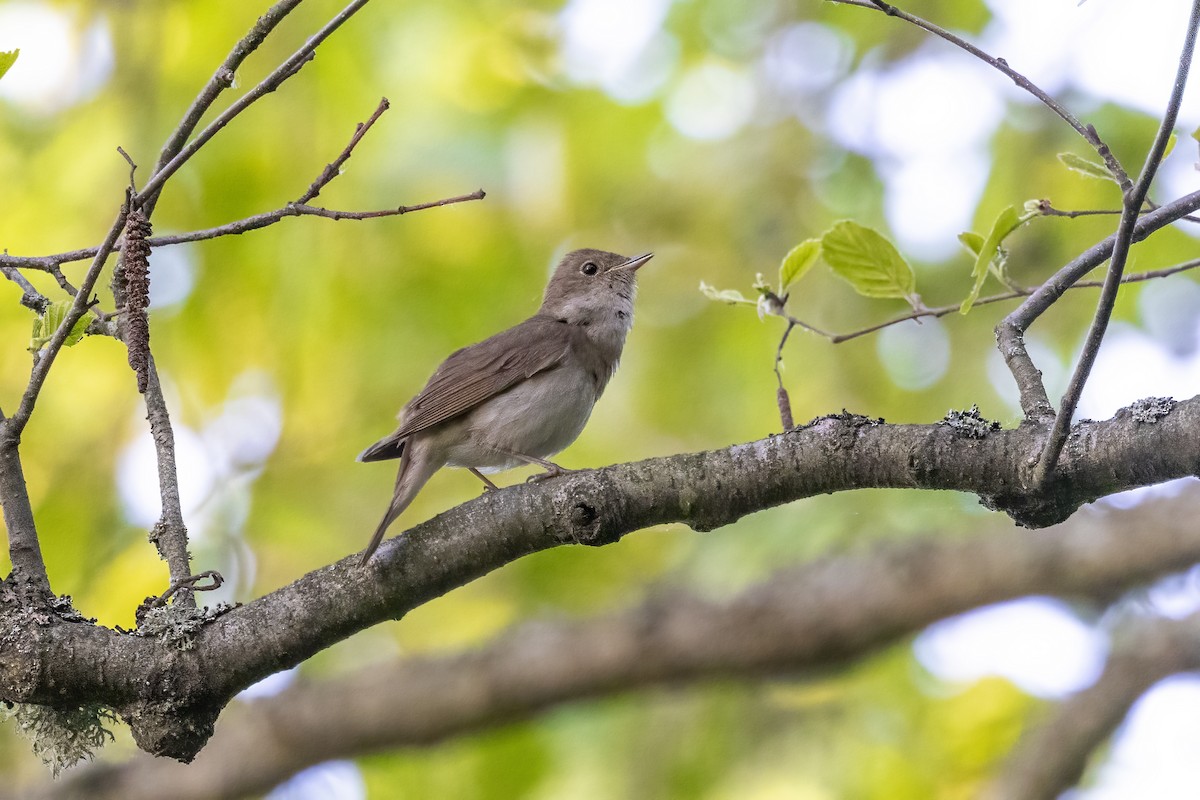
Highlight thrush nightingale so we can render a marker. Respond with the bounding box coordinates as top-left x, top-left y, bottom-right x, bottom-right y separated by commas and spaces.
357, 248, 653, 564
